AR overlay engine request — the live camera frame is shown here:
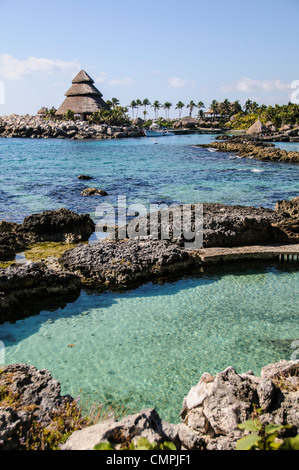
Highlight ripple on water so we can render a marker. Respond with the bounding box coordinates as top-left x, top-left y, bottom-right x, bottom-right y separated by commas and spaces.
1, 265, 298, 423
